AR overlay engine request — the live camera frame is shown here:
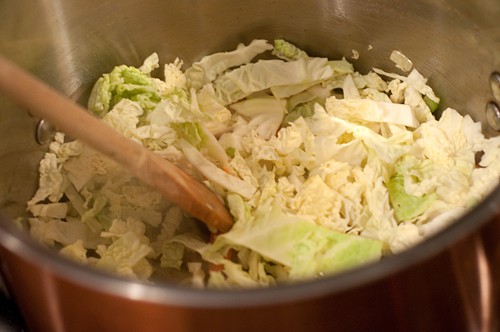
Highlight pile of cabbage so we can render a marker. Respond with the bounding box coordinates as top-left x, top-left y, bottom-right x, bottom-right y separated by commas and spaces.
26, 39, 500, 287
